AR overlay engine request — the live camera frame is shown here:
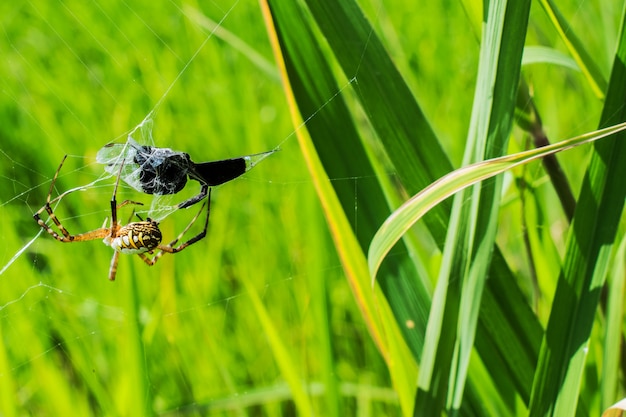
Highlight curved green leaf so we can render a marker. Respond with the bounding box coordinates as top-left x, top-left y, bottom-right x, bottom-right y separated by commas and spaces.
369, 121, 626, 279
